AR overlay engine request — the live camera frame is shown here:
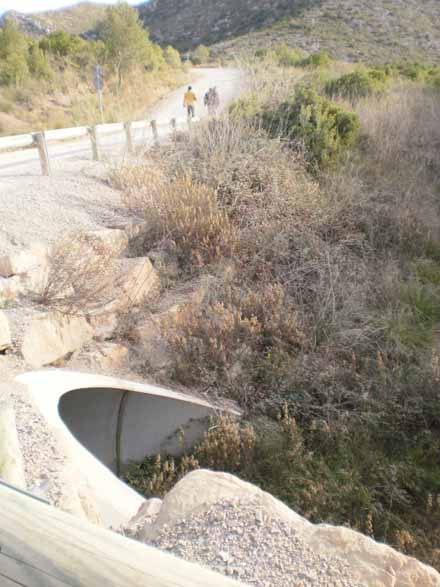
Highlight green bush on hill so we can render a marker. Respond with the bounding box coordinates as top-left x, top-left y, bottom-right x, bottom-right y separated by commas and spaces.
191, 44, 211, 65
0, 18, 30, 86
325, 68, 389, 101
299, 50, 332, 68
262, 84, 360, 169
